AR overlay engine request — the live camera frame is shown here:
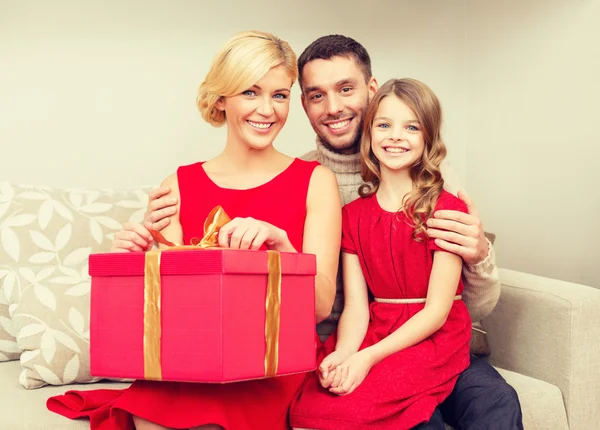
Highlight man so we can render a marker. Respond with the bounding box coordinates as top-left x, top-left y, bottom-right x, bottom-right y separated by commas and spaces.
144, 35, 523, 429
